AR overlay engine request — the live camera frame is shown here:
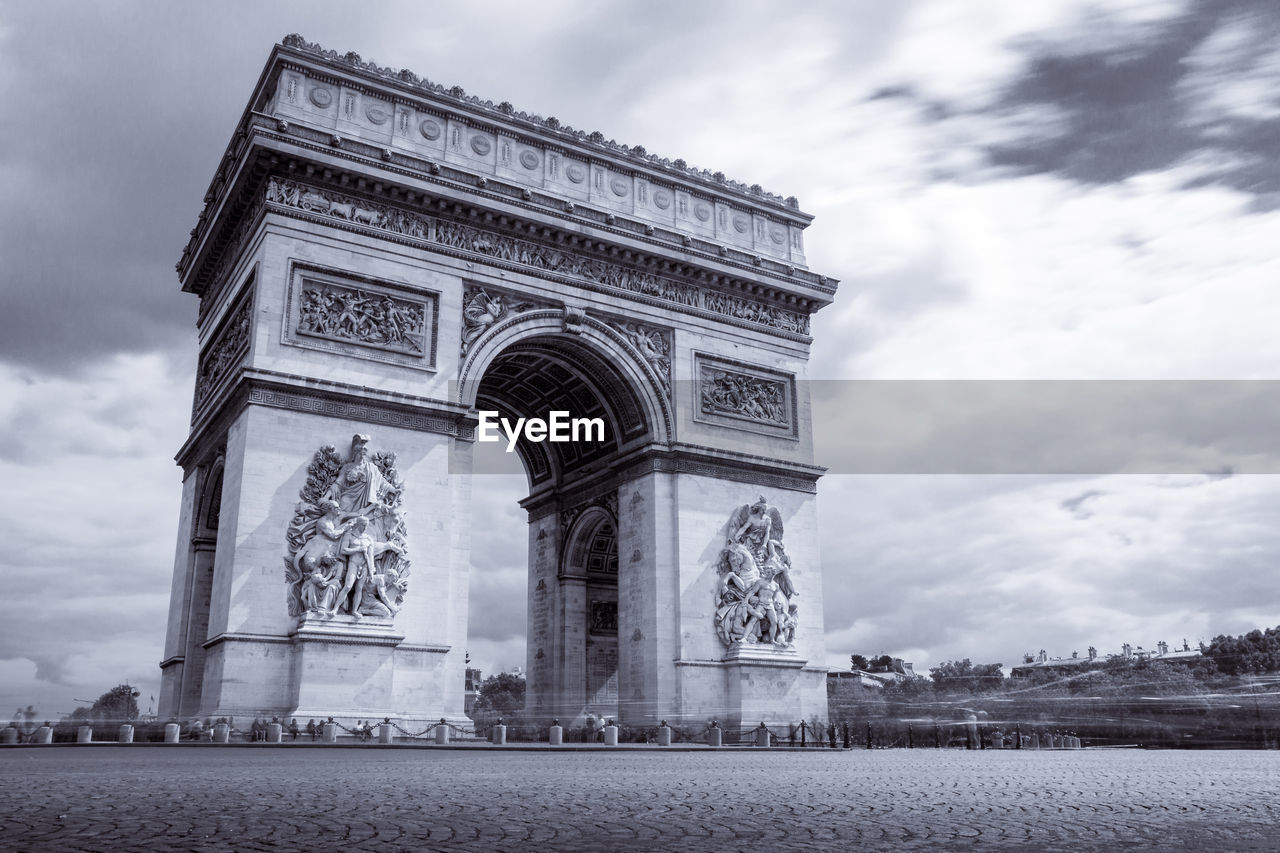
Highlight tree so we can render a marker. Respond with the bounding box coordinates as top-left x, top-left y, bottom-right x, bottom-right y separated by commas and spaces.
1206, 625, 1280, 676
472, 673, 525, 719
89, 685, 140, 723
850, 654, 869, 671
929, 659, 1004, 694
